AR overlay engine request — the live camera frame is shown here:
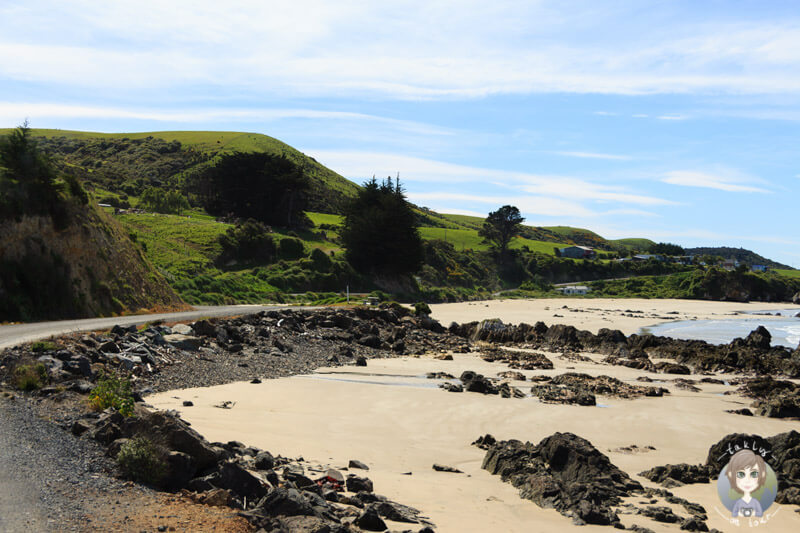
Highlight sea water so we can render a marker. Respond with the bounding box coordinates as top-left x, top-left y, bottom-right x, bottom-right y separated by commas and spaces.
643, 309, 800, 349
